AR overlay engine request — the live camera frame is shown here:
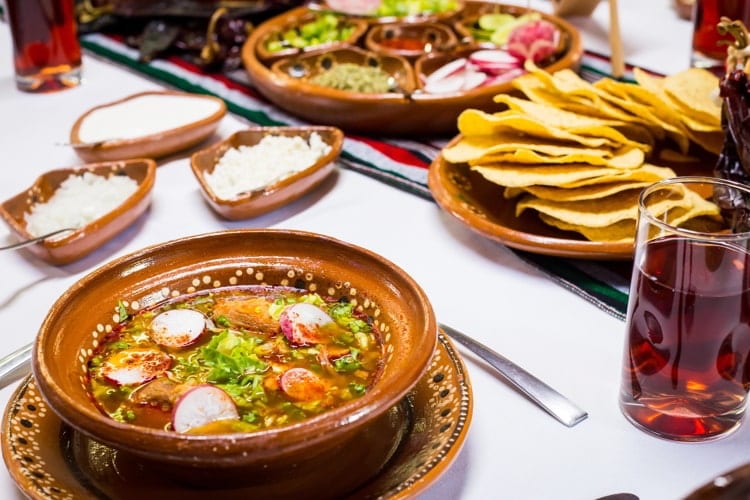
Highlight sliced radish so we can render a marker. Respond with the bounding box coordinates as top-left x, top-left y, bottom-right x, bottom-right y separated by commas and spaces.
424, 57, 468, 86
279, 303, 334, 346
101, 348, 172, 386
172, 385, 239, 433
468, 49, 521, 66
424, 71, 470, 94
461, 70, 488, 91
279, 368, 327, 402
484, 68, 527, 86
149, 309, 207, 348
